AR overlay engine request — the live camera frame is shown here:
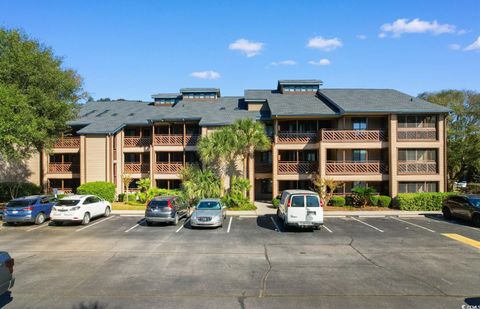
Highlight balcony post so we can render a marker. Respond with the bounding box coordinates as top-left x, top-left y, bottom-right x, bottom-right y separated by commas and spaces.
438, 115, 446, 191
150, 124, 155, 186
389, 114, 398, 197
249, 155, 255, 202
183, 122, 186, 147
